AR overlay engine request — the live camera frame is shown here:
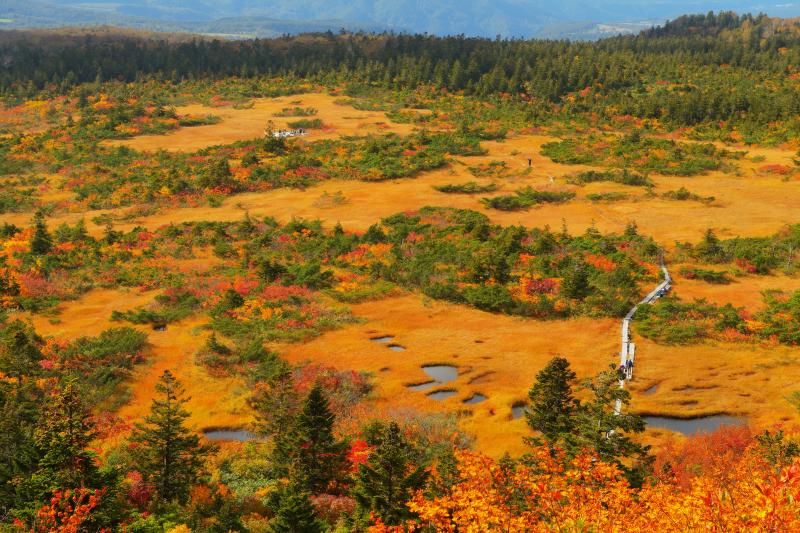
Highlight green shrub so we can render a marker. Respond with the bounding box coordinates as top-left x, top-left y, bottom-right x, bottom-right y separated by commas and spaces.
679, 267, 732, 284
662, 187, 715, 204
273, 107, 318, 117
434, 181, 499, 194
635, 298, 742, 344
571, 170, 653, 187
586, 192, 629, 202
482, 187, 575, 211
287, 118, 323, 129
178, 114, 220, 127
